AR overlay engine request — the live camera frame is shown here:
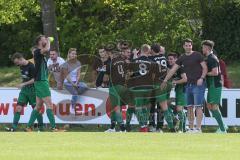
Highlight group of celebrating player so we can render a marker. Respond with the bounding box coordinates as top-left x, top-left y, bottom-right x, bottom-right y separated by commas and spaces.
5, 34, 226, 133
103, 38, 227, 133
